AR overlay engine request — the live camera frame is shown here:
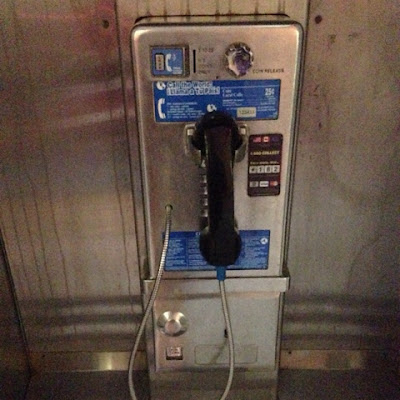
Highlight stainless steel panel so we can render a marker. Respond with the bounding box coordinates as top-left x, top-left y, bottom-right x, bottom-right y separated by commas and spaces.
30, 350, 146, 372
283, 0, 400, 351
0, 0, 140, 352
143, 277, 287, 399
28, 349, 388, 372
0, 238, 30, 399
144, 278, 288, 371
132, 18, 302, 279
